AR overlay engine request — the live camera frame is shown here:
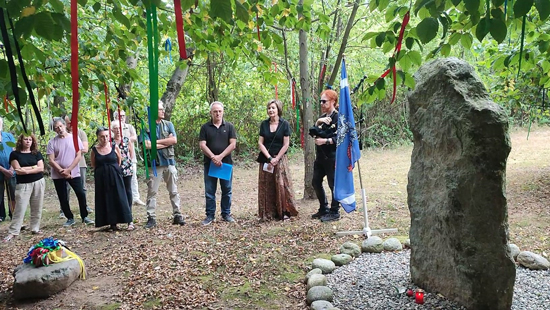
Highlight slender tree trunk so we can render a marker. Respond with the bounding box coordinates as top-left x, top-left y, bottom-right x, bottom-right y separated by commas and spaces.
160, 61, 191, 121
299, 0, 315, 199
327, 0, 360, 86
206, 54, 219, 103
